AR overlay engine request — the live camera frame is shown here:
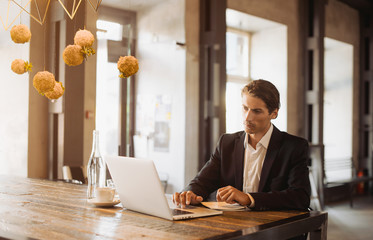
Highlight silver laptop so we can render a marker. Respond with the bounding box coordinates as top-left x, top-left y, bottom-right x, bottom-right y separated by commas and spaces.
105, 156, 222, 220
